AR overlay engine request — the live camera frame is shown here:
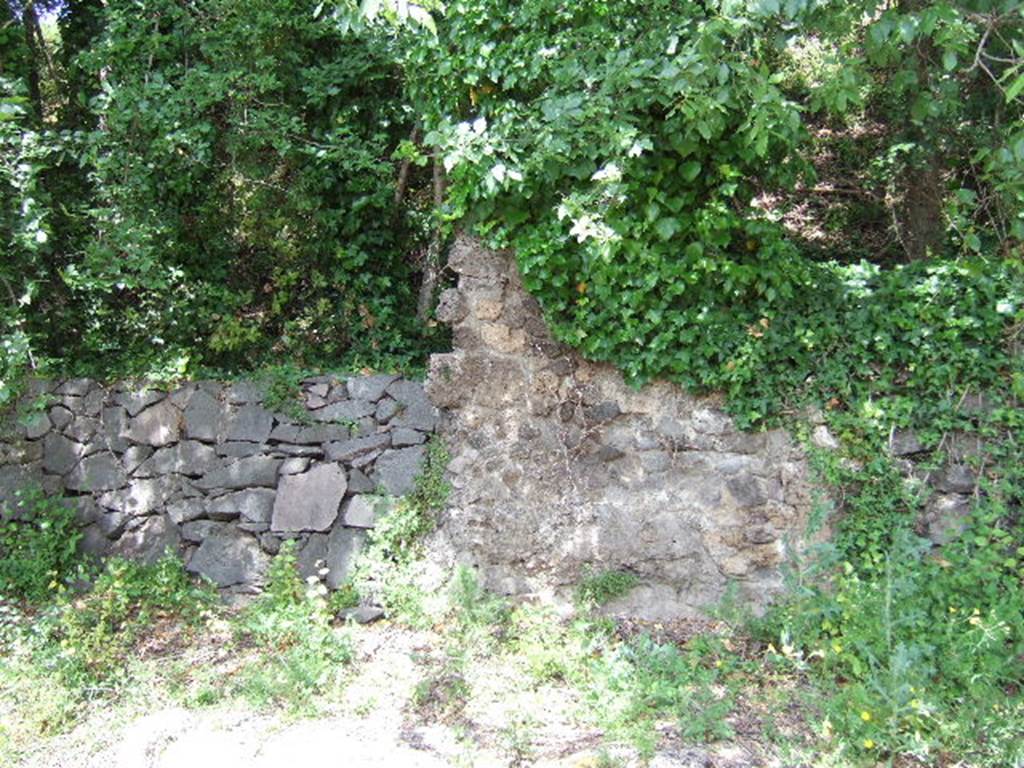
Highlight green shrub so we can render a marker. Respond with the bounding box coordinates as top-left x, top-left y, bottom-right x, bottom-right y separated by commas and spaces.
258, 363, 313, 425
575, 569, 639, 608
233, 541, 353, 712
0, 488, 81, 603
352, 438, 451, 625
760, 458, 1024, 765
53, 553, 213, 687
